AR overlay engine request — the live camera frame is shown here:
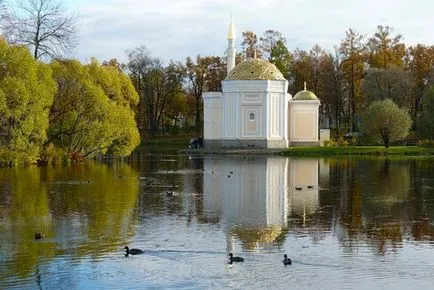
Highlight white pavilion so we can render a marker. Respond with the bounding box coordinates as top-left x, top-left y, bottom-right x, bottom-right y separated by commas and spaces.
202, 20, 321, 149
